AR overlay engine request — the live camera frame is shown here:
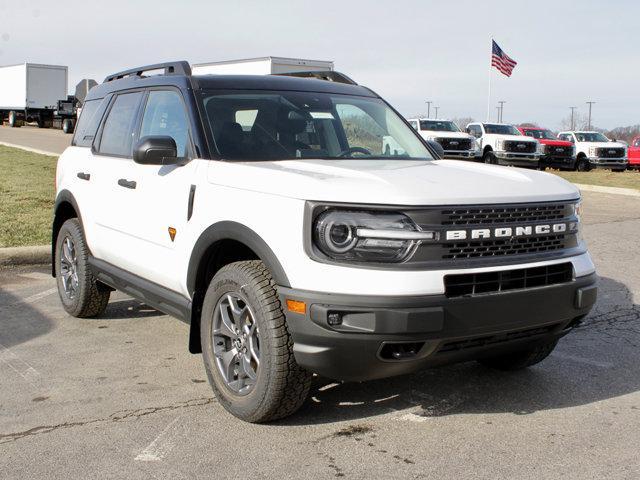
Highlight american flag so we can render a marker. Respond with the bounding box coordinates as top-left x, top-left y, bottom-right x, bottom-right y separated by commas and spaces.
491, 40, 517, 77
